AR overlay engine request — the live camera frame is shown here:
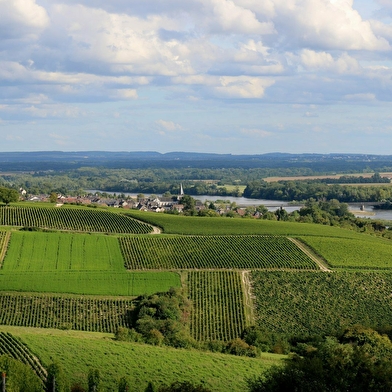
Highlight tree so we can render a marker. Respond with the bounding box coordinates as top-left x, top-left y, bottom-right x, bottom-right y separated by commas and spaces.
248, 327, 392, 392
181, 195, 196, 215
88, 369, 100, 392
46, 362, 68, 392
50, 192, 58, 203
0, 187, 19, 205
0, 355, 42, 392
